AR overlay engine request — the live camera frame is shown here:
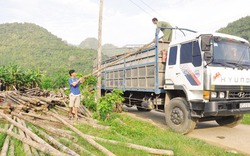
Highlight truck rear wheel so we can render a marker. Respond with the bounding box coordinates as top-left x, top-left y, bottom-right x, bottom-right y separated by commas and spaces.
215, 115, 243, 128
165, 97, 197, 134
